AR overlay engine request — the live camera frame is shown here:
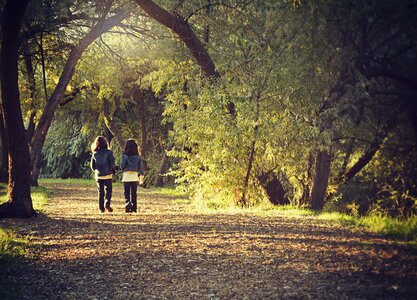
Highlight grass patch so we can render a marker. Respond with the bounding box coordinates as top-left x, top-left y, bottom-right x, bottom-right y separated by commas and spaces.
318, 211, 417, 242
39, 178, 95, 185
31, 185, 51, 212
358, 214, 417, 240
39, 178, 126, 187
191, 197, 317, 216
254, 203, 316, 217
184, 193, 417, 242
0, 228, 29, 260
318, 212, 357, 226
145, 187, 188, 198
0, 228, 31, 299
0, 183, 51, 212
0, 183, 49, 298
